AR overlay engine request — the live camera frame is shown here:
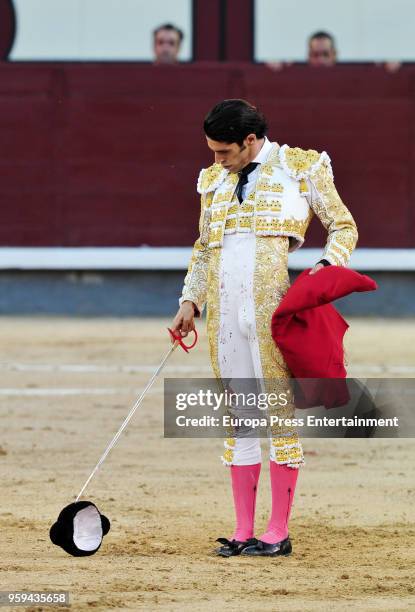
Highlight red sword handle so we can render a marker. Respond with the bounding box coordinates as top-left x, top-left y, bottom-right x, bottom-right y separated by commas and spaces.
167, 327, 198, 353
